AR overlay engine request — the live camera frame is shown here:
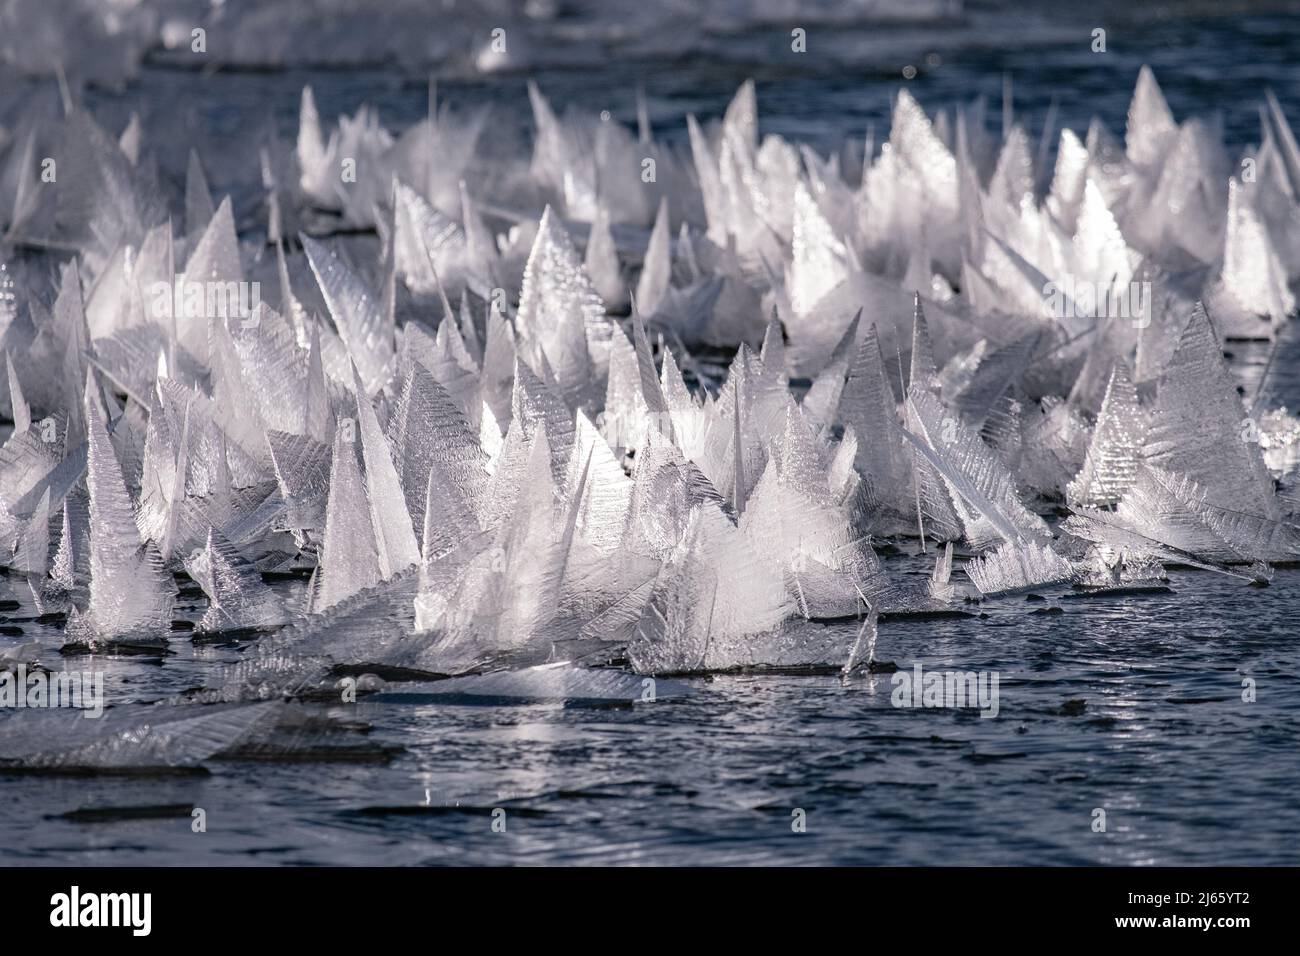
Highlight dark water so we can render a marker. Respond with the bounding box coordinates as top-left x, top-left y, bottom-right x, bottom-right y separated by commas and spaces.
3, 559, 1299, 865
4, 1, 1300, 865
